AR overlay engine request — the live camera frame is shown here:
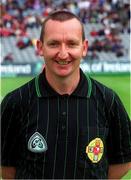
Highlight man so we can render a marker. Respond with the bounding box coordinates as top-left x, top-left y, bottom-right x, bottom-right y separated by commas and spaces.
1, 10, 131, 179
